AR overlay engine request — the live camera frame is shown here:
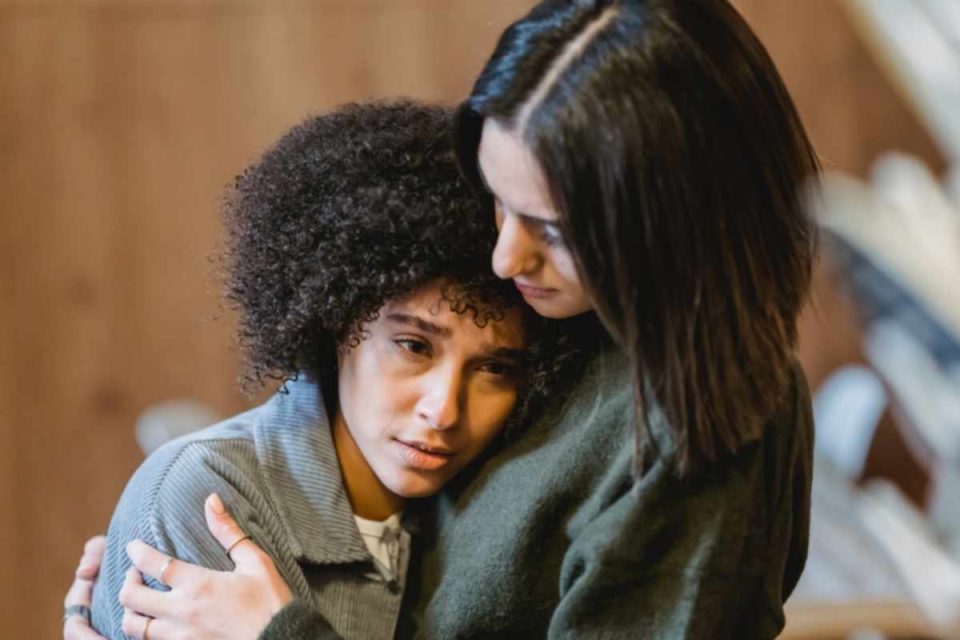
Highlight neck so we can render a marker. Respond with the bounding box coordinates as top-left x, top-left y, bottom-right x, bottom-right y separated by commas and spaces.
331, 411, 405, 521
